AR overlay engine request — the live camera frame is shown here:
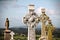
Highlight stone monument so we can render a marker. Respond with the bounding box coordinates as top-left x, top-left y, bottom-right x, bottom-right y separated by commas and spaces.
10, 31, 15, 40
39, 8, 49, 40
39, 8, 55, 40
23, 4, 39, 40
46, 20, 55, 40
4, 18, 11, 40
